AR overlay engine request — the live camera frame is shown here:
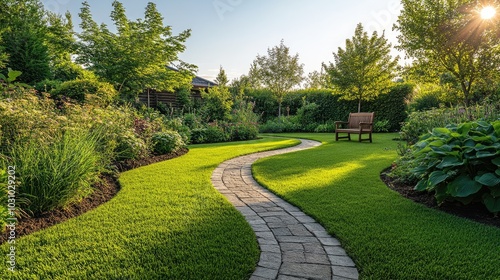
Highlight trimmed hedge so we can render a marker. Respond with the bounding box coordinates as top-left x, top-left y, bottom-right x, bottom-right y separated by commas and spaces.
246, 84, 412, 131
